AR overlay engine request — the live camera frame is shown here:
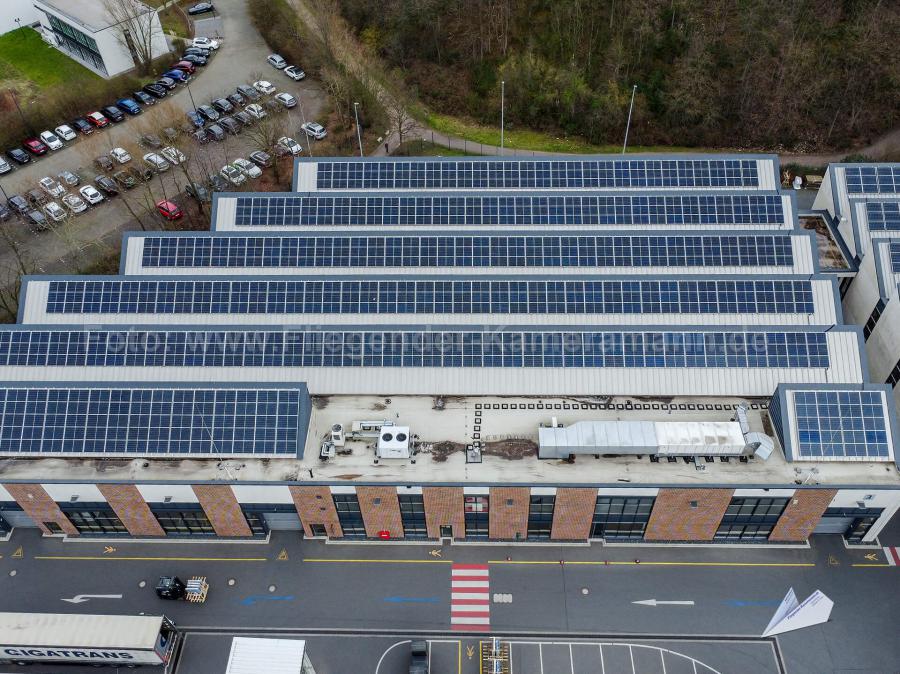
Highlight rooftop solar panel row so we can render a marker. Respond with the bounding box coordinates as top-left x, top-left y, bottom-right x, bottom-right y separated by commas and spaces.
845, 166, 900, 195
793, 390, 891, 459
866, 202, 900, 230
